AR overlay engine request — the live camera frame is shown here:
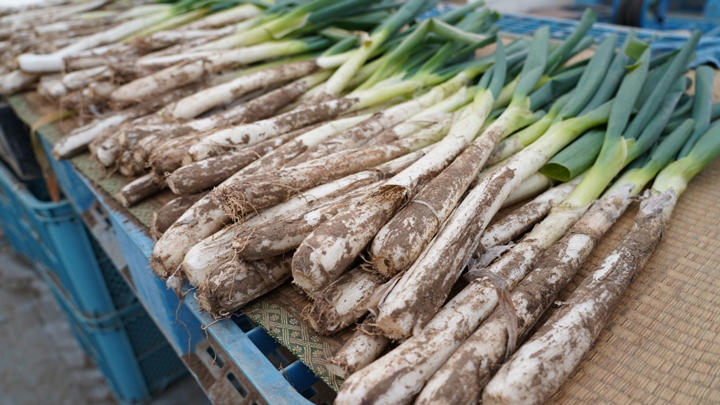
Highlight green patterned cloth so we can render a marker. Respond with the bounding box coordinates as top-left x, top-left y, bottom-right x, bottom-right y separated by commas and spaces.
244, 287, 348, 390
